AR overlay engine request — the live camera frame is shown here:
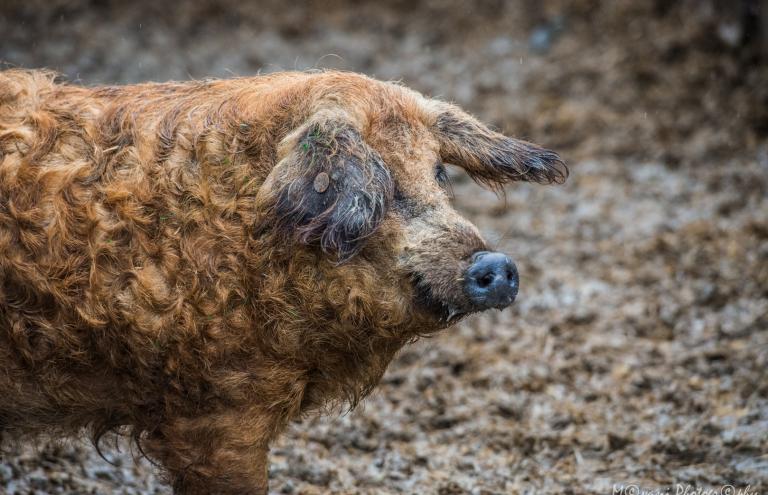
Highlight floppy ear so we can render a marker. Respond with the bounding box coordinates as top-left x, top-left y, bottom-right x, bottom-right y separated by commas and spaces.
254, 111, 393, 262
433, 104, 568, 189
